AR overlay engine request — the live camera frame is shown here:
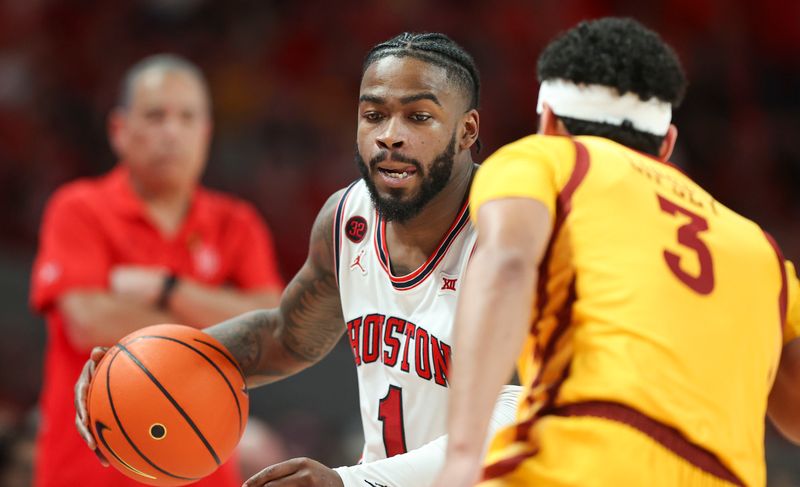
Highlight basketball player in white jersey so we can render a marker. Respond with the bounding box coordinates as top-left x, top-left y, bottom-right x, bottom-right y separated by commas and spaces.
74, 32, 520, 487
